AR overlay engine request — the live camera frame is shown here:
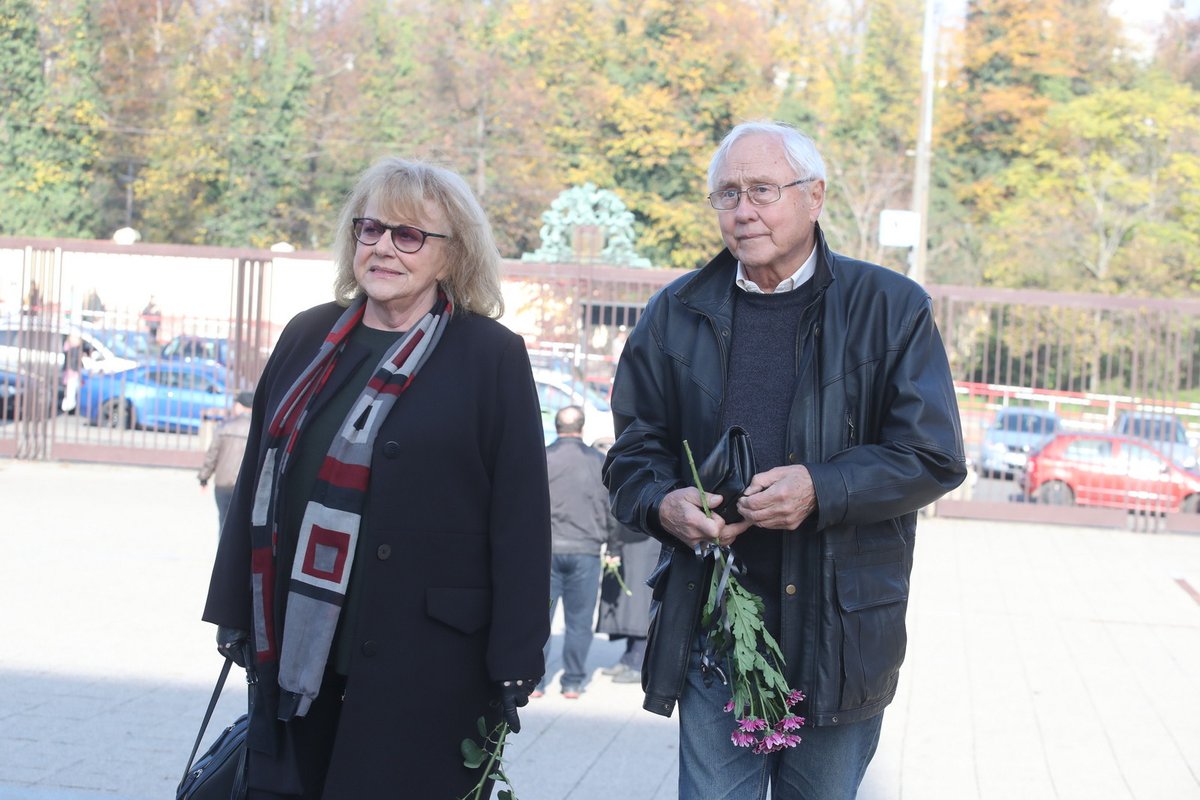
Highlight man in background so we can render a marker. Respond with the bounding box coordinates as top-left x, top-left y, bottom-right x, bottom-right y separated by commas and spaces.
536, 405, 610, 699
197, 390, 253, 537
